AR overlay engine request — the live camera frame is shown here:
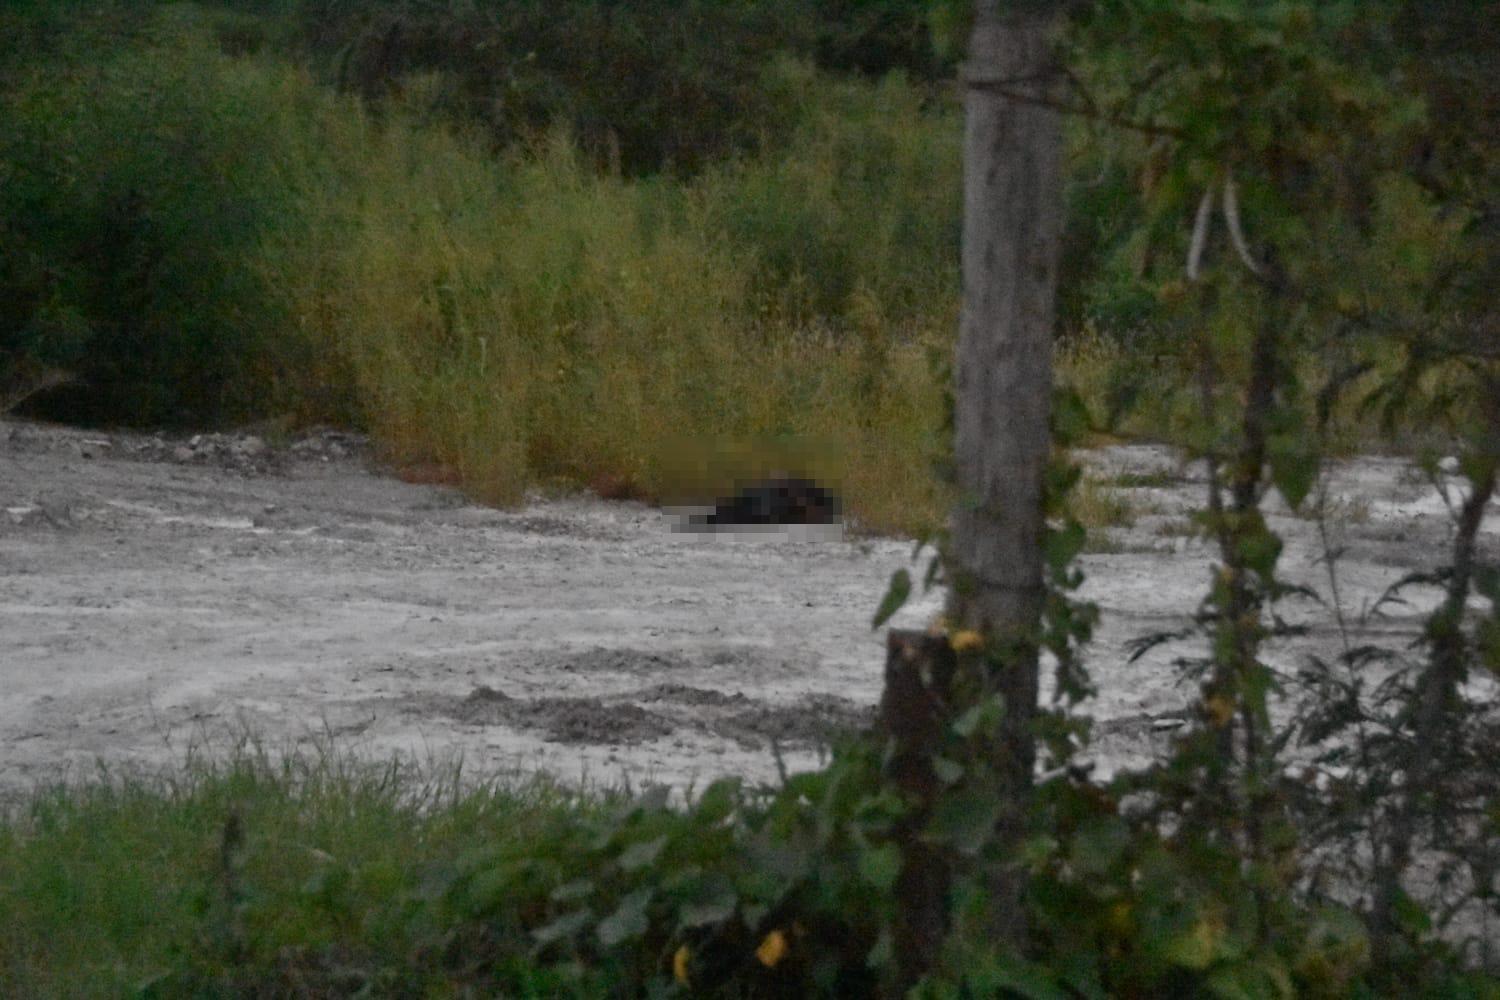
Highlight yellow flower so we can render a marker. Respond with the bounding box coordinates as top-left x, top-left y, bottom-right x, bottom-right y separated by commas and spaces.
673, 944, 691, 985
951, 629, 984, 653
1205, 695, 1234, 728
756, 929, 789, 968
